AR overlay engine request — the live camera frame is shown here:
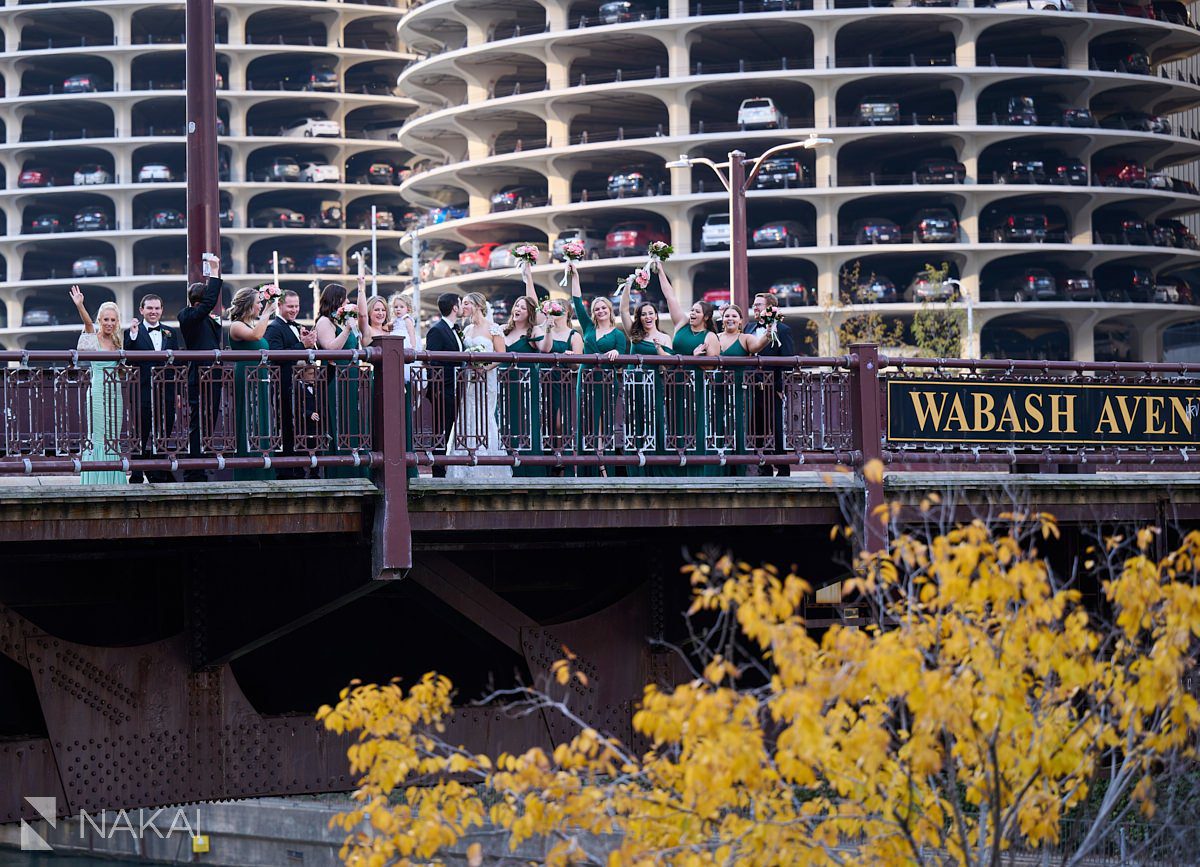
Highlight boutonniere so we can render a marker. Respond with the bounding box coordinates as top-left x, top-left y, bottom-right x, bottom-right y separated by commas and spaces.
162, 329, 172, 337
